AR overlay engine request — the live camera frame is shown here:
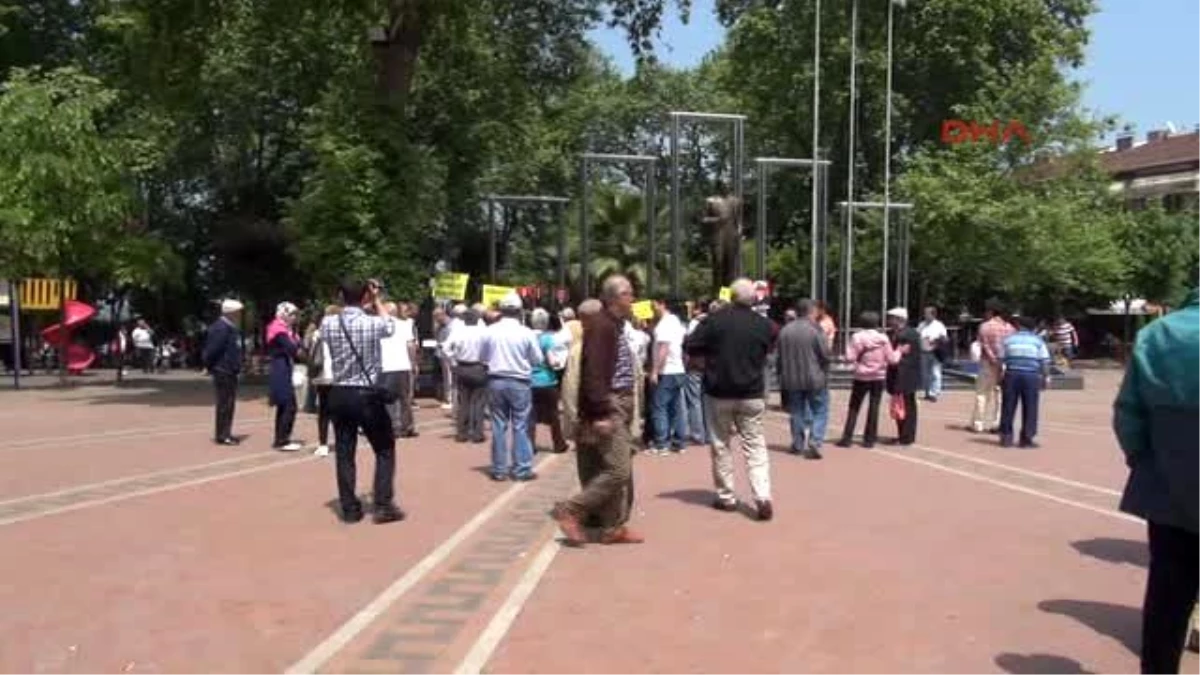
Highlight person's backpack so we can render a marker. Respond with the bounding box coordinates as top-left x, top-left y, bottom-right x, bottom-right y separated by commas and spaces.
543, 333, 567, 371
